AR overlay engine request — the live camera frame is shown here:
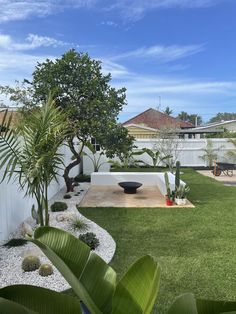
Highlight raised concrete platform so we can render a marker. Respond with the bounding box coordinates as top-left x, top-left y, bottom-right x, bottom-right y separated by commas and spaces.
79, 185, 194, 208
91, 172, 185, 196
